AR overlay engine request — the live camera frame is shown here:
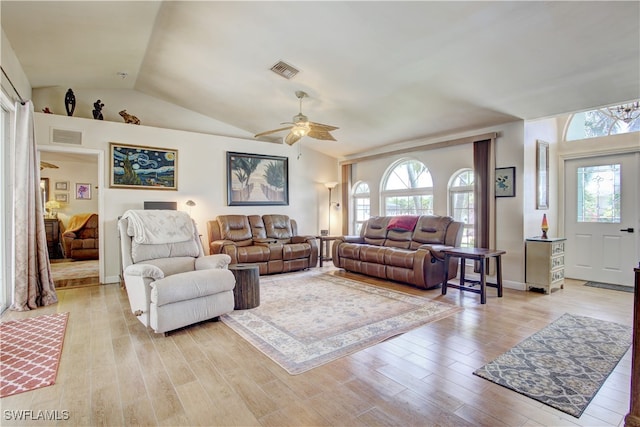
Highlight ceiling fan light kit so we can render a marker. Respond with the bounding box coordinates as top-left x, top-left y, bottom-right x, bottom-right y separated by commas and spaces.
255, 91, 338, 146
